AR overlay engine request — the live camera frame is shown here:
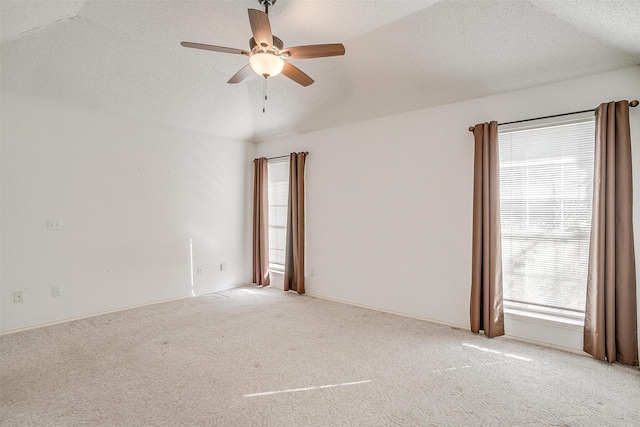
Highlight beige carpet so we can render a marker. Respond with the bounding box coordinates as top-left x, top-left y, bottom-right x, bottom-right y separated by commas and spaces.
1, 286, 639, 426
